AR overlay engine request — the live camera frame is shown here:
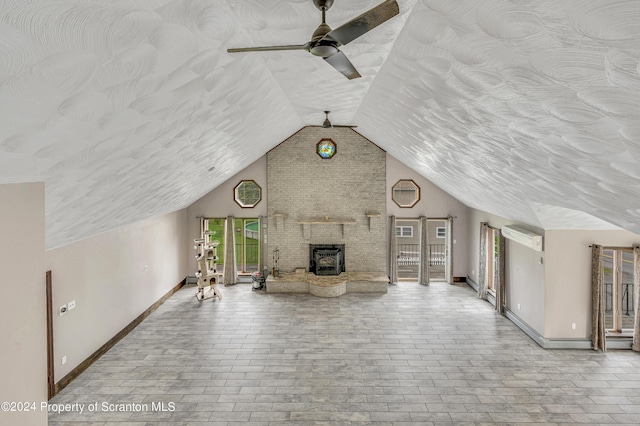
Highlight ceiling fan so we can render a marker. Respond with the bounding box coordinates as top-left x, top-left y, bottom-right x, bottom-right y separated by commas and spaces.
321, 111, 357, 128
227, 0, 400, 79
